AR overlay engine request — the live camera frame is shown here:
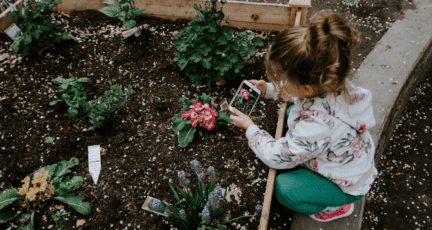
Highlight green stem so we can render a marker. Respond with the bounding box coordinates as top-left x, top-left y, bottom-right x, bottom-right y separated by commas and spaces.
225, 214, 257, 223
